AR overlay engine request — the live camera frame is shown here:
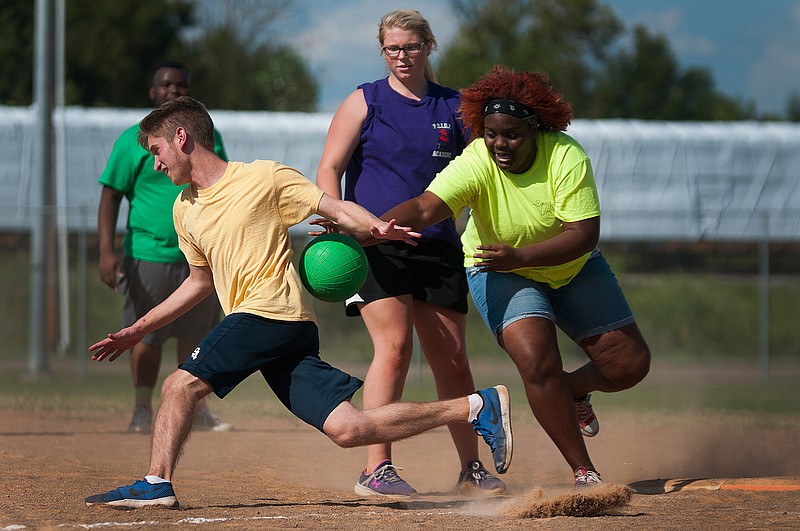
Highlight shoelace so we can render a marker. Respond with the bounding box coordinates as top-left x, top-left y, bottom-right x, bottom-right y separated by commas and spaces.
574, 467, 603, 485
373, 464, 406, 485
575, 395, 594, 421
467, 468, 487, 483
472, 423, 500, 453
